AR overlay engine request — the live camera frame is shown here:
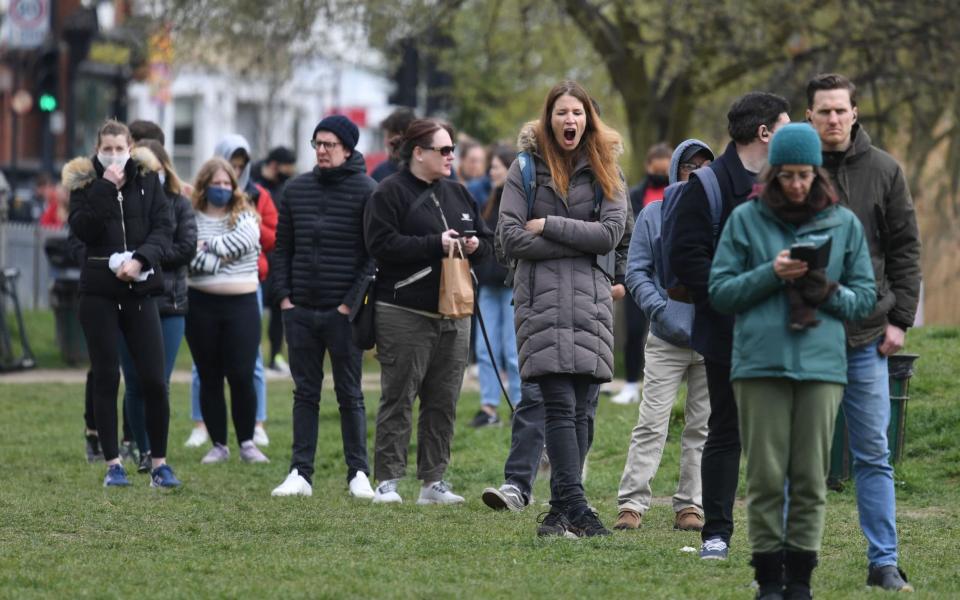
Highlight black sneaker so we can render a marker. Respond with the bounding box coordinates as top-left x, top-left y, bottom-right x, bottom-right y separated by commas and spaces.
568, 508, 612, 538
85, 432, 103, 463
137, 452, 152, 474
866, 564, 914, 592
468, 410, 501, 428
536, 511, 577, 539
